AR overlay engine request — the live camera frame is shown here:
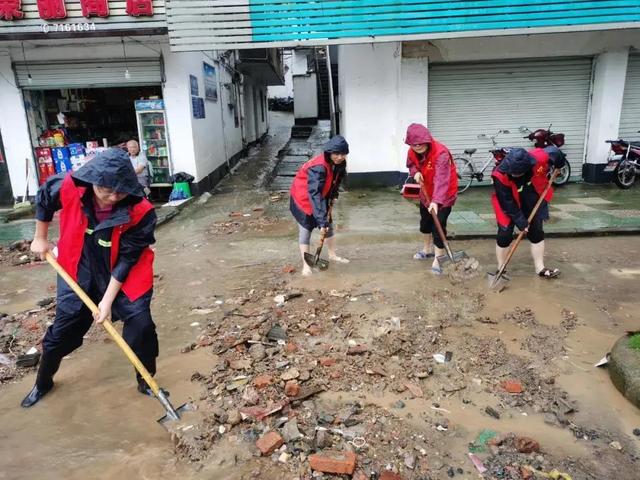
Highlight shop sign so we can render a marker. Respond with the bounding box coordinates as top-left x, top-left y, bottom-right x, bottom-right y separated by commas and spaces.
0, 0, 24, 20
135, 99, 164, 111
2, 0, 154, 21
